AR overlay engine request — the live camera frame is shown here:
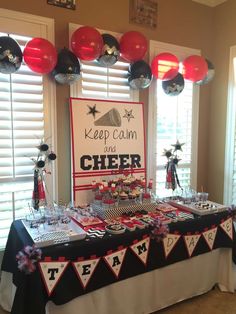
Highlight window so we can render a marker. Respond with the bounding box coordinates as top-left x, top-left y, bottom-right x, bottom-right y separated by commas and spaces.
0, 9, 56, 249
69, 23, 138, 102
224, 45, 236, 205
148, 40, 200, 197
